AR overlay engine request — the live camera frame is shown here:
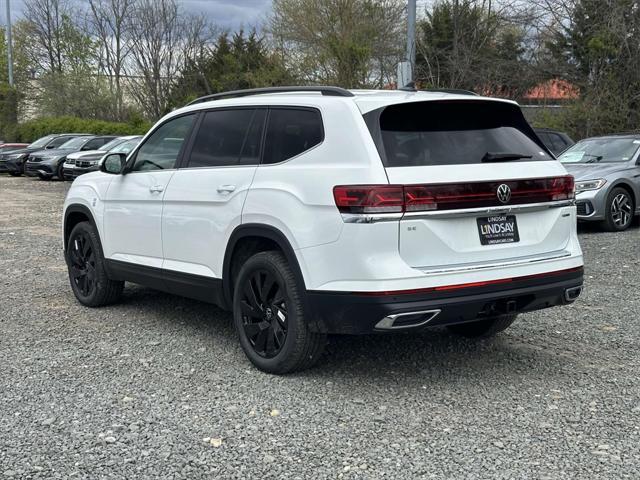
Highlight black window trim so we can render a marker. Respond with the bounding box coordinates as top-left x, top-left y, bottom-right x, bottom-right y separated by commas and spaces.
125, 111, 199, 174
177, 106, 268, 170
